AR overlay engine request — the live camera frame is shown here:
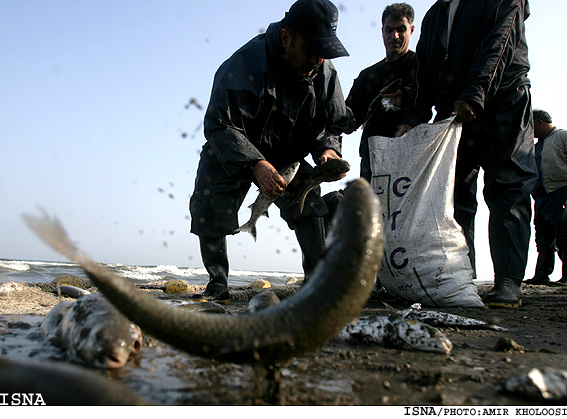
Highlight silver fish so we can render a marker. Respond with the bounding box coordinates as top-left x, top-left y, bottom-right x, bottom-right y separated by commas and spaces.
41, 293, 143, 369
339, 314, 453, 354
502, 368, 567, 402
398, 304, 508, 332
52, 284, 91, 298
288, 159, 350, 213
235, 161, 300, 241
